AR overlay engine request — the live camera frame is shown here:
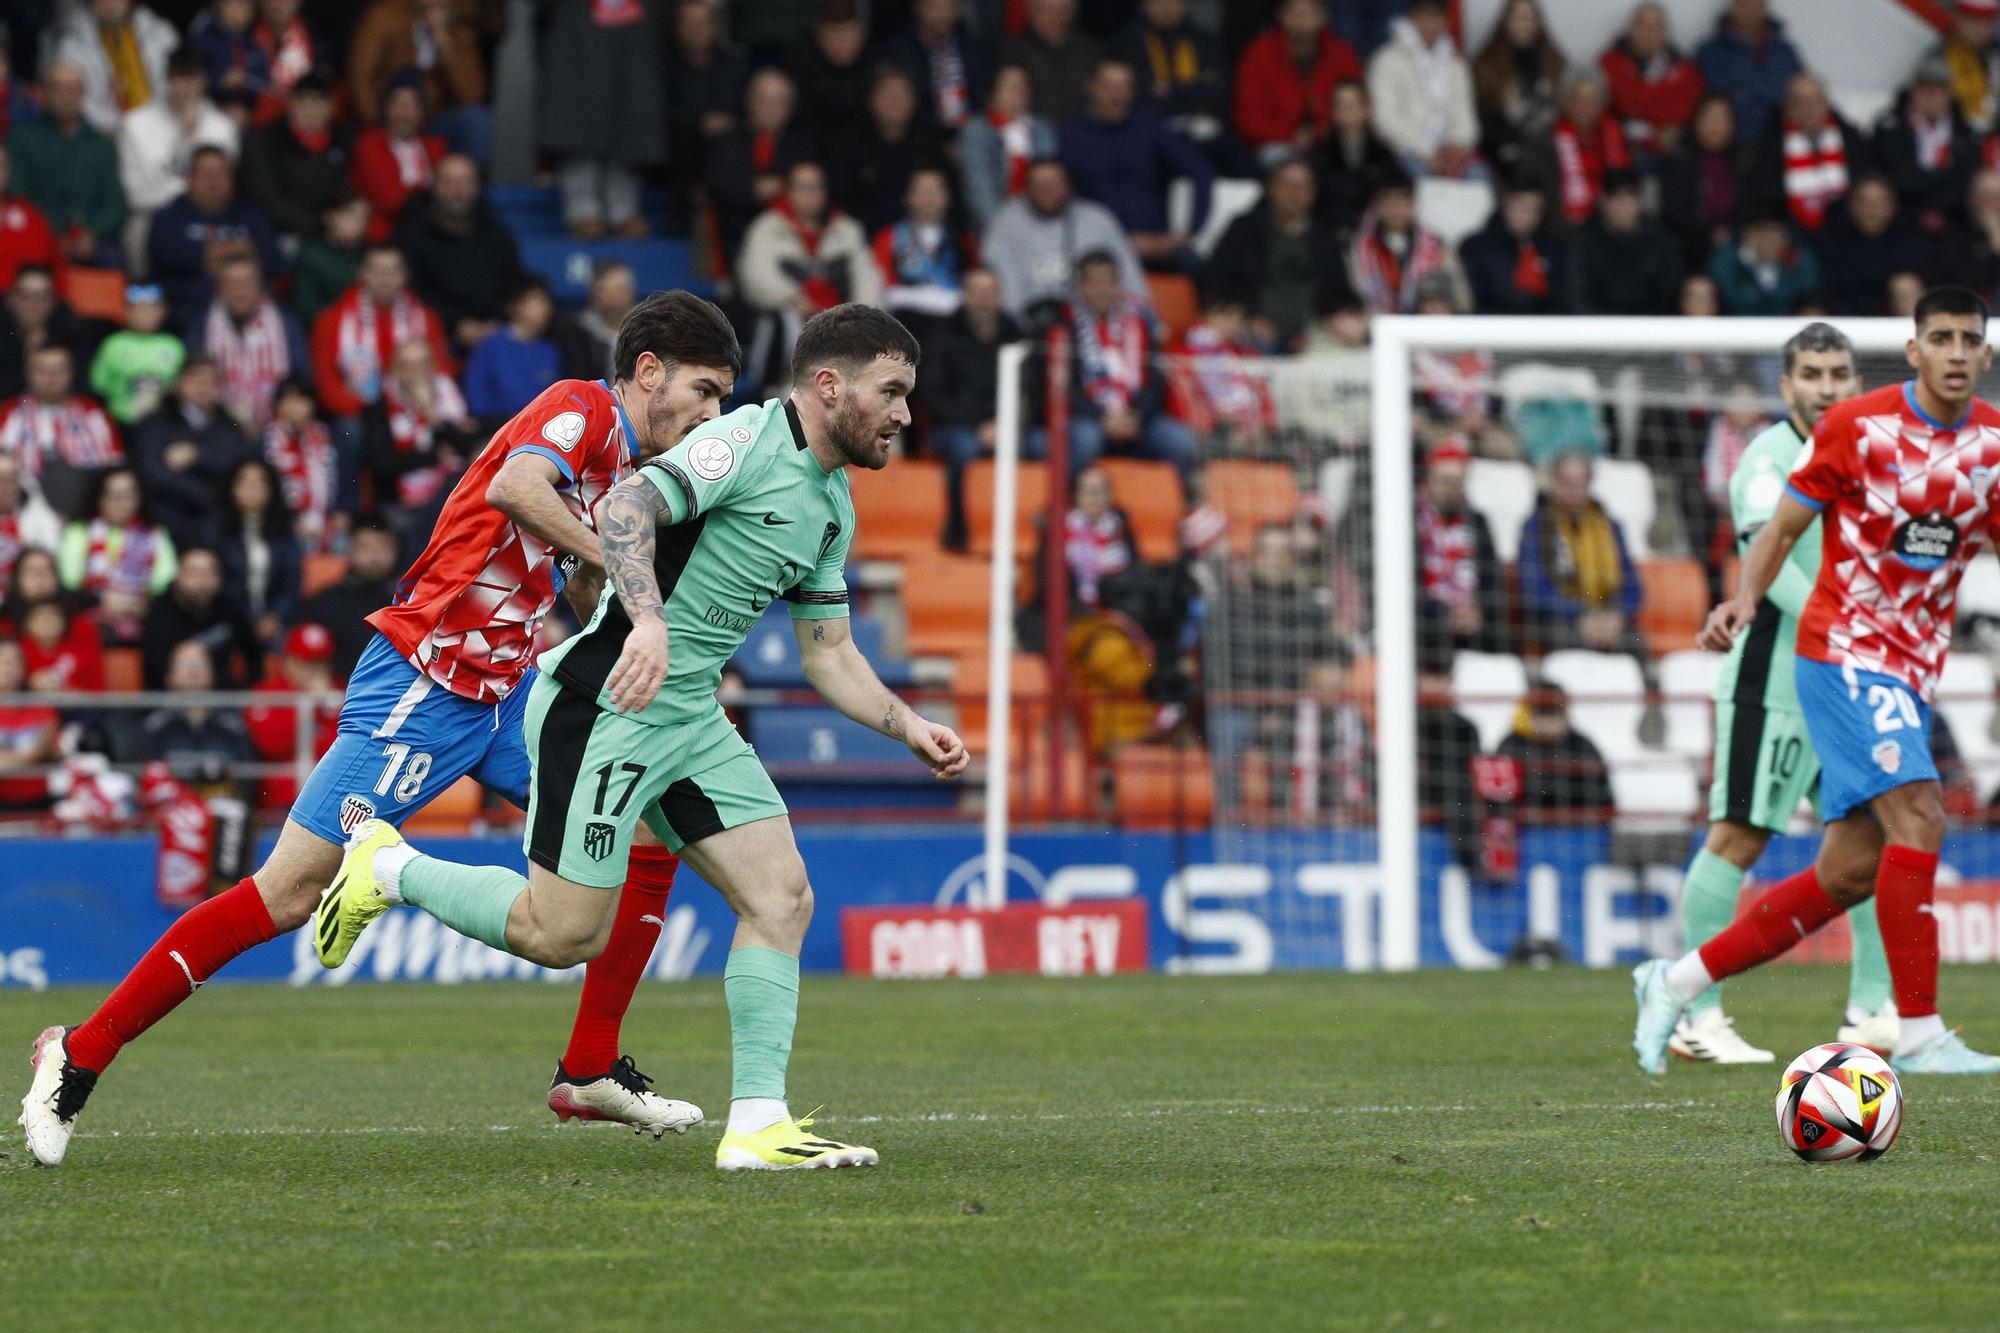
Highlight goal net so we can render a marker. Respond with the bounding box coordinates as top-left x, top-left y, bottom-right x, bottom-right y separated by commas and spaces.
984, 315, 2000, 974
